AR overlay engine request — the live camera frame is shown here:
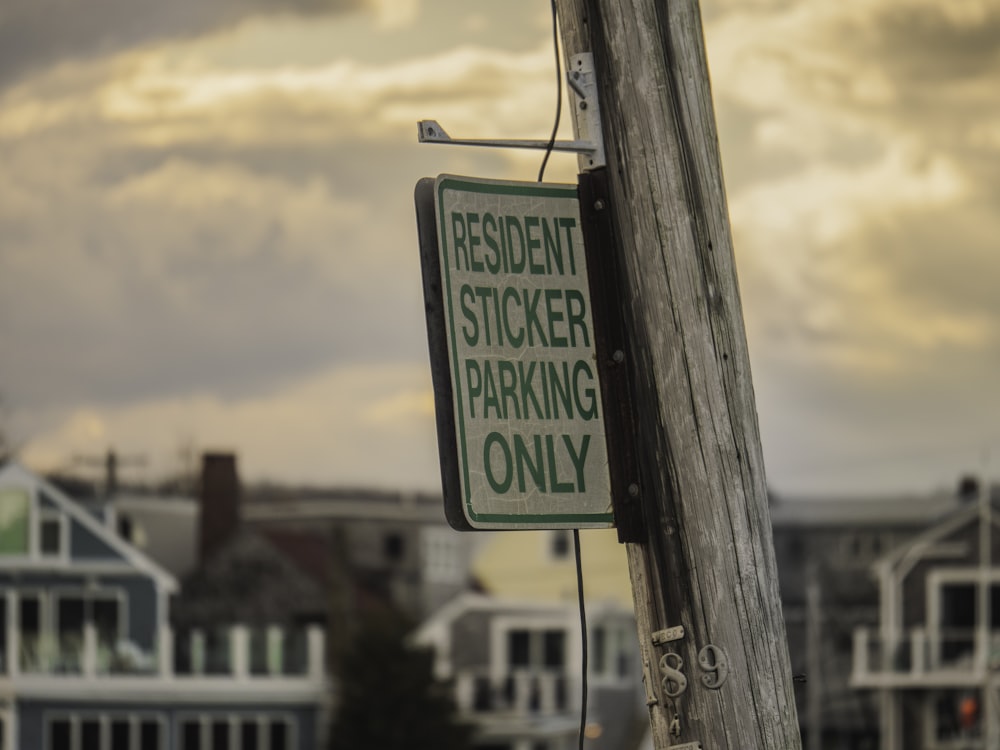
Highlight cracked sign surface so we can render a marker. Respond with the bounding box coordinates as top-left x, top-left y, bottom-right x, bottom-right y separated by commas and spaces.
435, 175, 612, 529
